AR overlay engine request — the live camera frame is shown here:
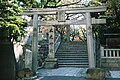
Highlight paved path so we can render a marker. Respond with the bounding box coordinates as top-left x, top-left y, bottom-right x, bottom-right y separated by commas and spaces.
36, 68, 87, 77
24, 76, 120, 80
20, 68, 120, 80
34, 76, 86, 80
